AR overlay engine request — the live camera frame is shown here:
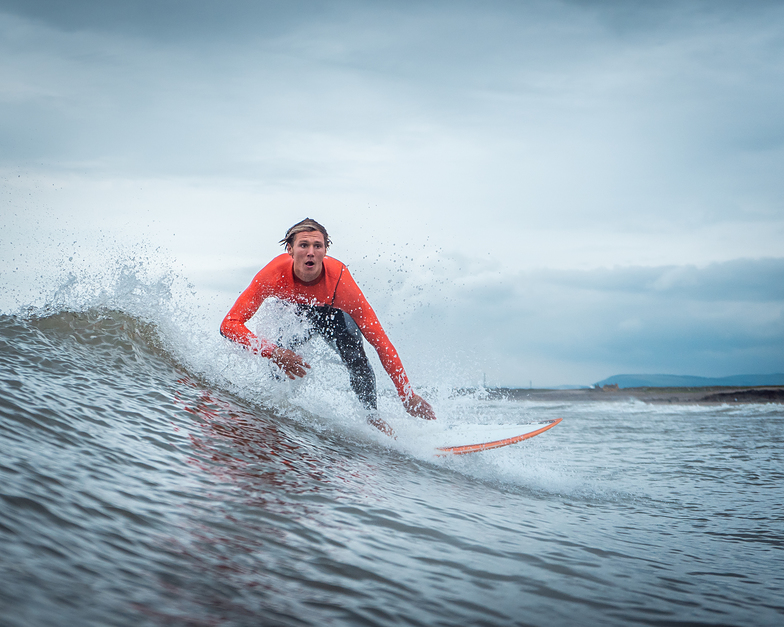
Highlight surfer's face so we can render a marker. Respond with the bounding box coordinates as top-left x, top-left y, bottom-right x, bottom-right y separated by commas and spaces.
288, 231, 326, 282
